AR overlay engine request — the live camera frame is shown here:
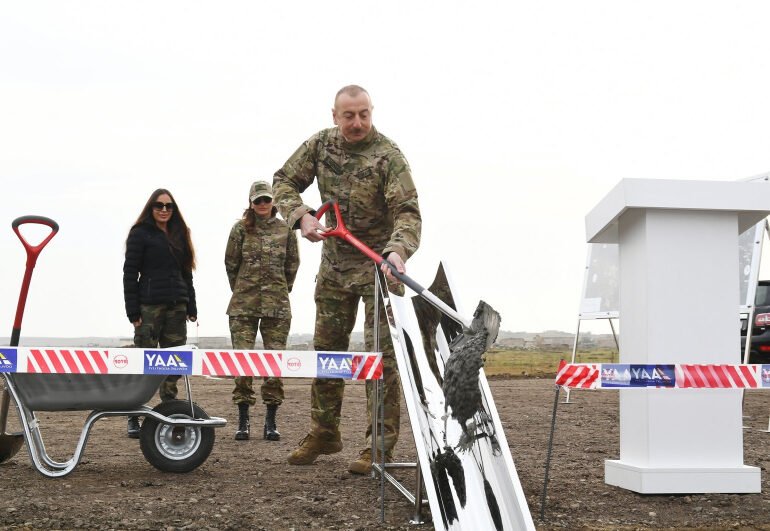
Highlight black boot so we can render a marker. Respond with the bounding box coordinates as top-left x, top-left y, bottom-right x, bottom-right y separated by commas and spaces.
127, 416, 141, 439
264, 404, 280, 441
235, 403, 250, 441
